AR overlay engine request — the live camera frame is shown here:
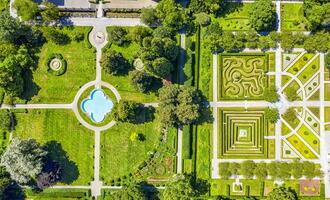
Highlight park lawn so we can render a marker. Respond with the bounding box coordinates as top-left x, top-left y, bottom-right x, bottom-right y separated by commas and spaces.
287, 53, 315, 75
325, 107, 330, 122
196, 123, 212, 180
23, 26, 96, 104
213, 3, 253, 31
0, 0, 8, 12
308, 107, 320, 119
297, 125, 320, 154
102, 27, 157, 103
287, 134, 318, 159
24, 188, 91, 200
13, 109, 94, 185
100, 120, 160, 183
282, 122, 292, 136
325, 84, 330, 101
281, 3, 307, 31
297, 55, 320, 84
